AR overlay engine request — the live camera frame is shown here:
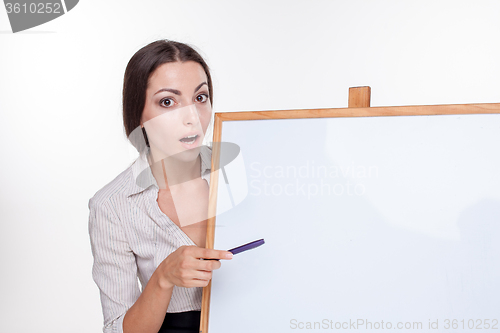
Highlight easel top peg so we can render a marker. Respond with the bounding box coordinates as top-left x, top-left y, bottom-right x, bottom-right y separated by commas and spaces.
349, 86, 371, 108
